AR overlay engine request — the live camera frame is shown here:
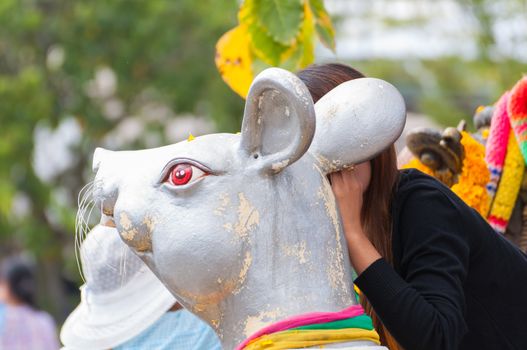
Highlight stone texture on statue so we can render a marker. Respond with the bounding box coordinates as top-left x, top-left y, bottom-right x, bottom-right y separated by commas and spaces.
90, 68, 406, 349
